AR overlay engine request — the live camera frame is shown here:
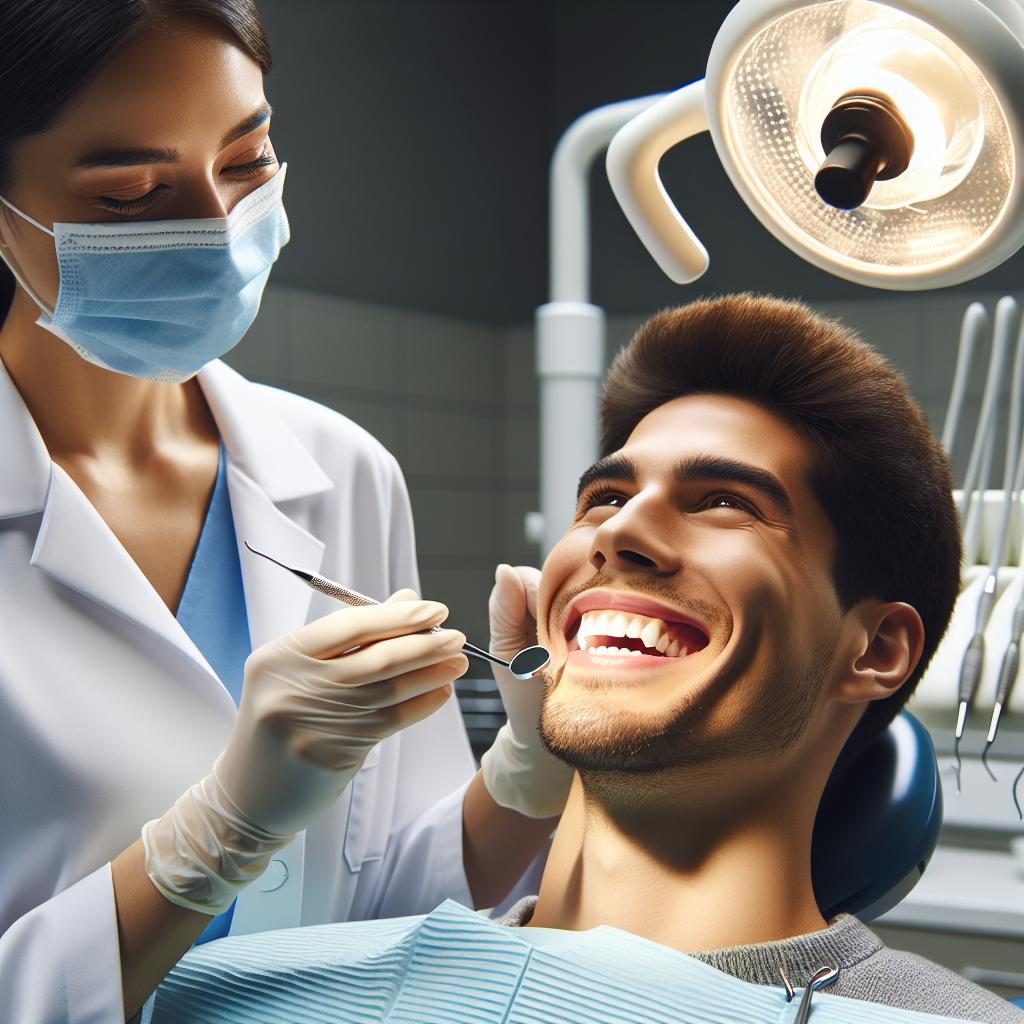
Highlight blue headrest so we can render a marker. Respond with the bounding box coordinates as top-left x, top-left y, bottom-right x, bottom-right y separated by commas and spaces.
811, 711, 942, 923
